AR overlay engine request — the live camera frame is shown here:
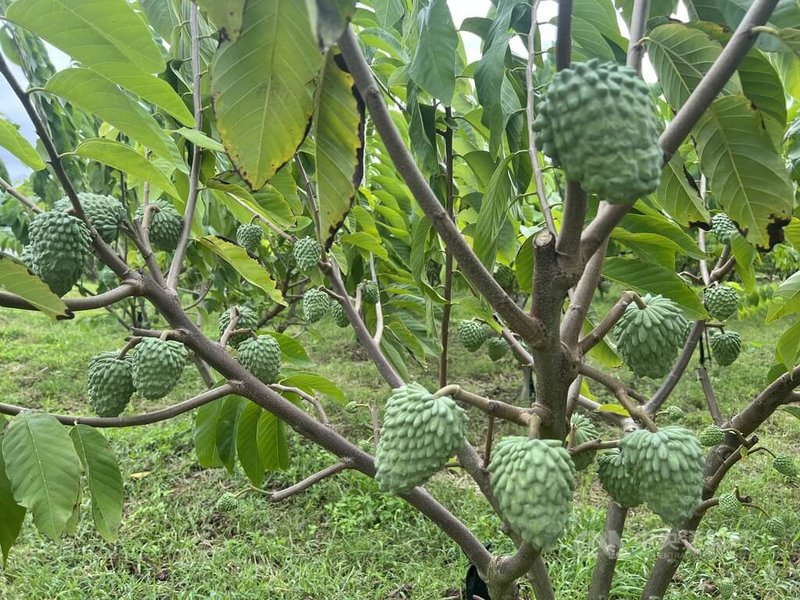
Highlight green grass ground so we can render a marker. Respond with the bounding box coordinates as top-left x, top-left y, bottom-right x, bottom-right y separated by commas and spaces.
0, 303, 798, 599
